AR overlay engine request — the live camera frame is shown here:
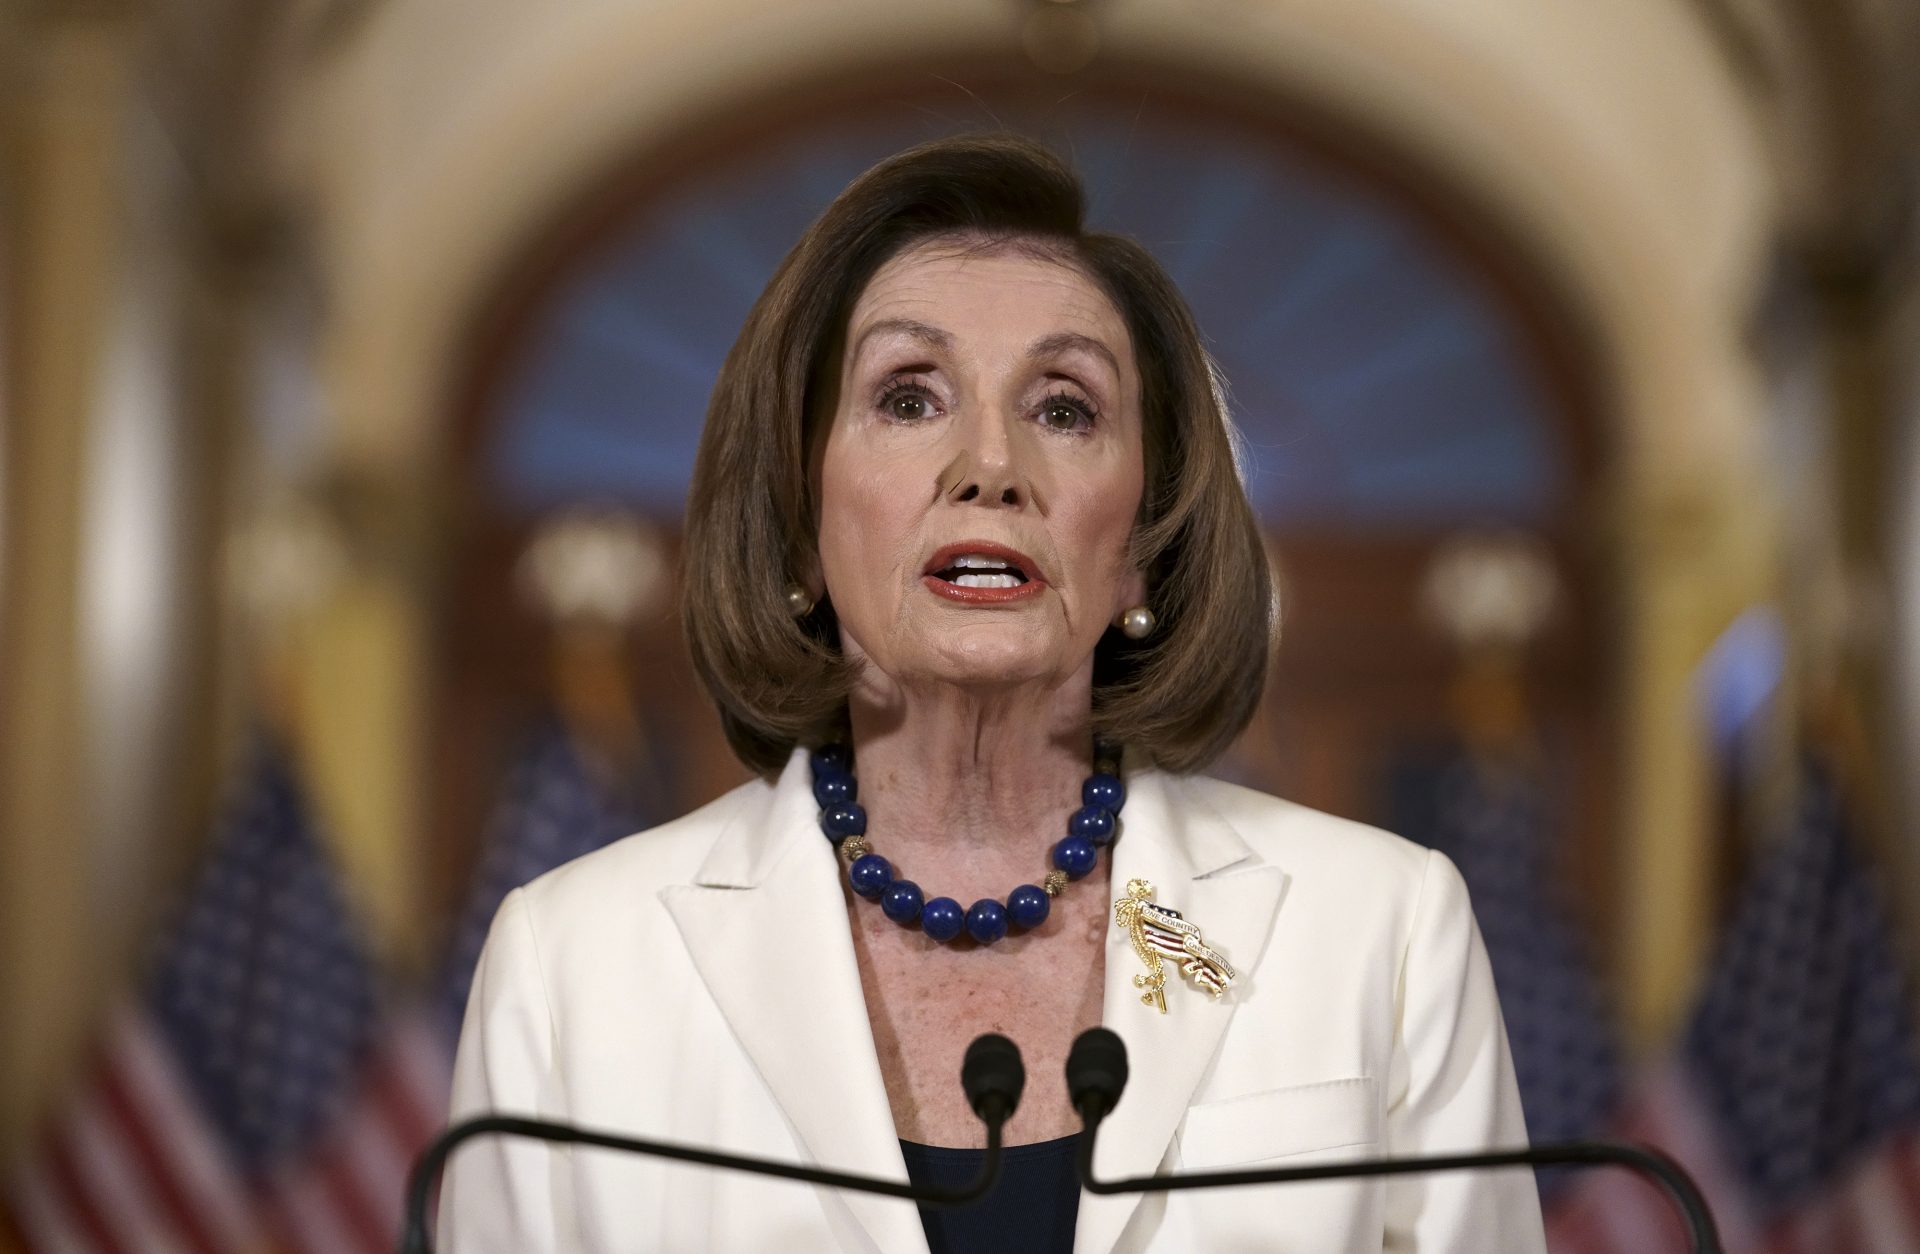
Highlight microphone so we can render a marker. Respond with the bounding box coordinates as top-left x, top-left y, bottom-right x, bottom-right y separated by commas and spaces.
1065, 1029, 1722, 1254
399, 1032, 1023, 1254
1064, 1025, 1128, 1124
961, 1031, 1026, 1125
